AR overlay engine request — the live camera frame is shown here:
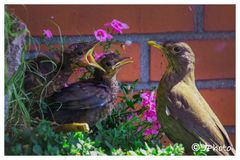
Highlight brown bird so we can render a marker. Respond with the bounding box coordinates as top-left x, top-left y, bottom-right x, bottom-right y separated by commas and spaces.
24, 41, 104, 98
46, 53, 133, 129
148, 41, 235, 155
